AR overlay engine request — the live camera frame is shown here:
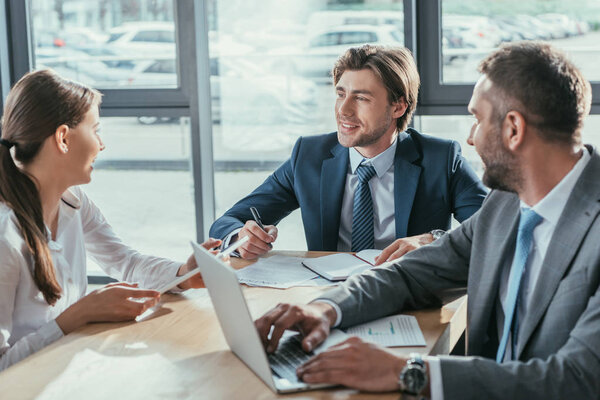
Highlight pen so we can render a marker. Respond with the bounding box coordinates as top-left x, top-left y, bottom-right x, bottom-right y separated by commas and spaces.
249, 206, 273, 248
216, 235, 249, 259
